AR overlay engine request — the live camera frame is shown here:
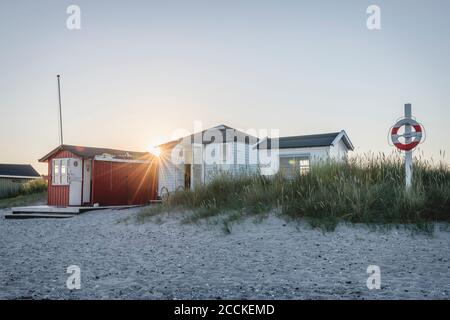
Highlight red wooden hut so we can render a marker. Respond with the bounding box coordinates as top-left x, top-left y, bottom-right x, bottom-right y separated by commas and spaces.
39, 145, 158, 206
